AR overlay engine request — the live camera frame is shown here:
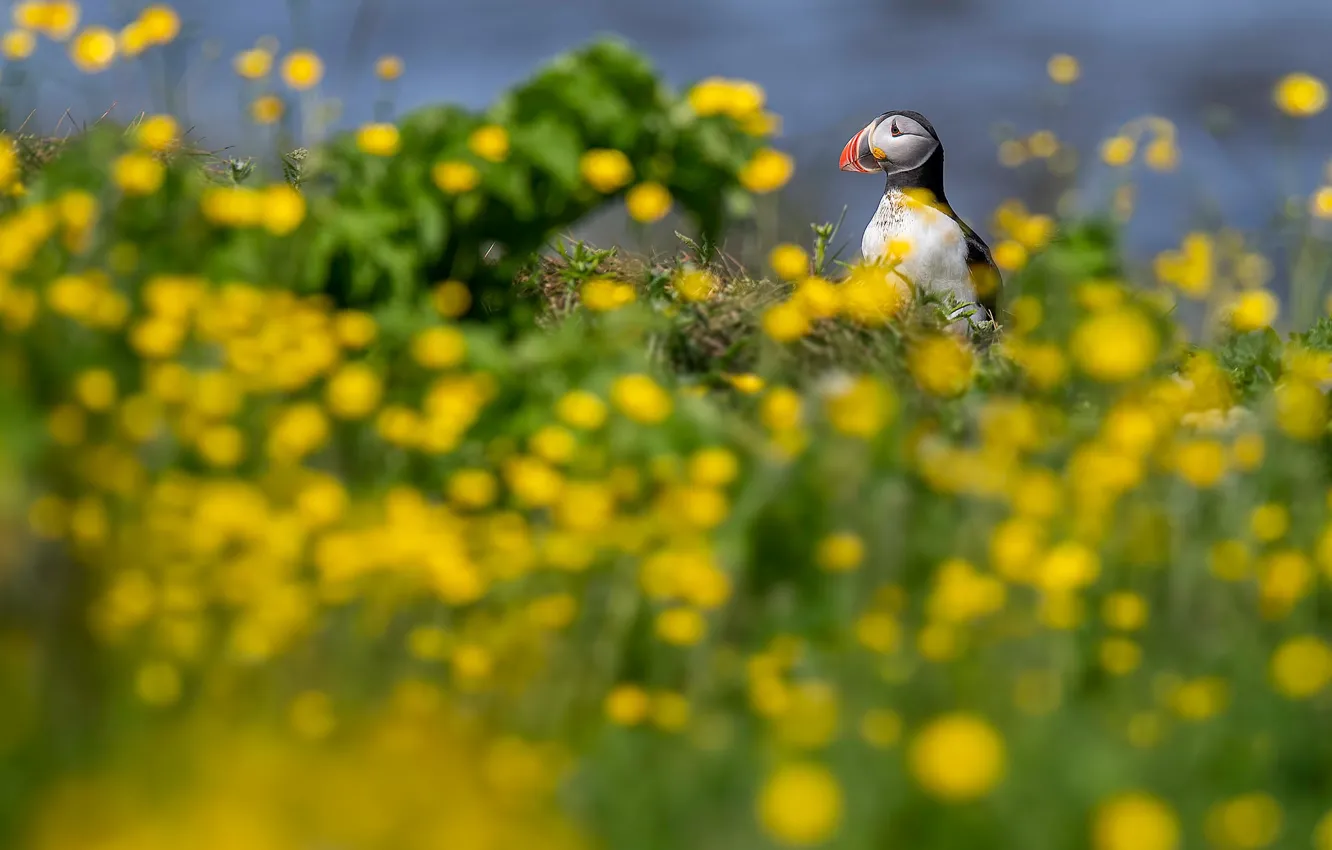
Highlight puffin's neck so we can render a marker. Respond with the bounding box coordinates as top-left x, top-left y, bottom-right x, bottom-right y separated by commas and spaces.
883, 150, 947, 205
